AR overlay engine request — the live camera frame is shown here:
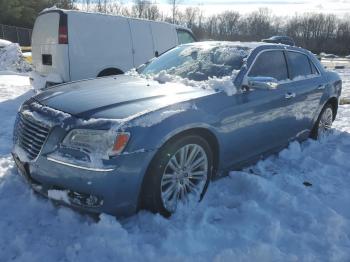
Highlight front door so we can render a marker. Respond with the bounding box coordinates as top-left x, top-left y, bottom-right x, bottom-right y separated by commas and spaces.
218, 49, 296, 169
